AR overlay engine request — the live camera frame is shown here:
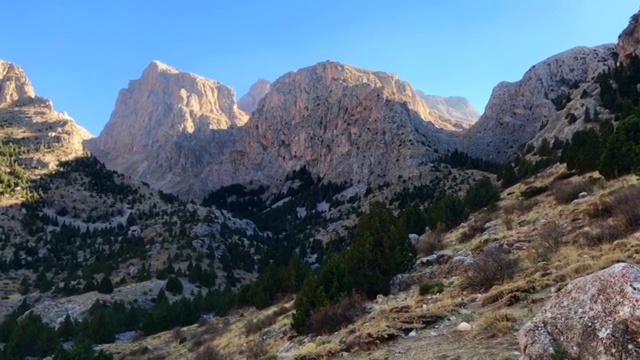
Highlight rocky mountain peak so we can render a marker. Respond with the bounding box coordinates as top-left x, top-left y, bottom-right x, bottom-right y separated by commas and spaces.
238, 78, 271, 113
84, 60, 249, 192
0, 60, 36, 107
618, 10, 640, 65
